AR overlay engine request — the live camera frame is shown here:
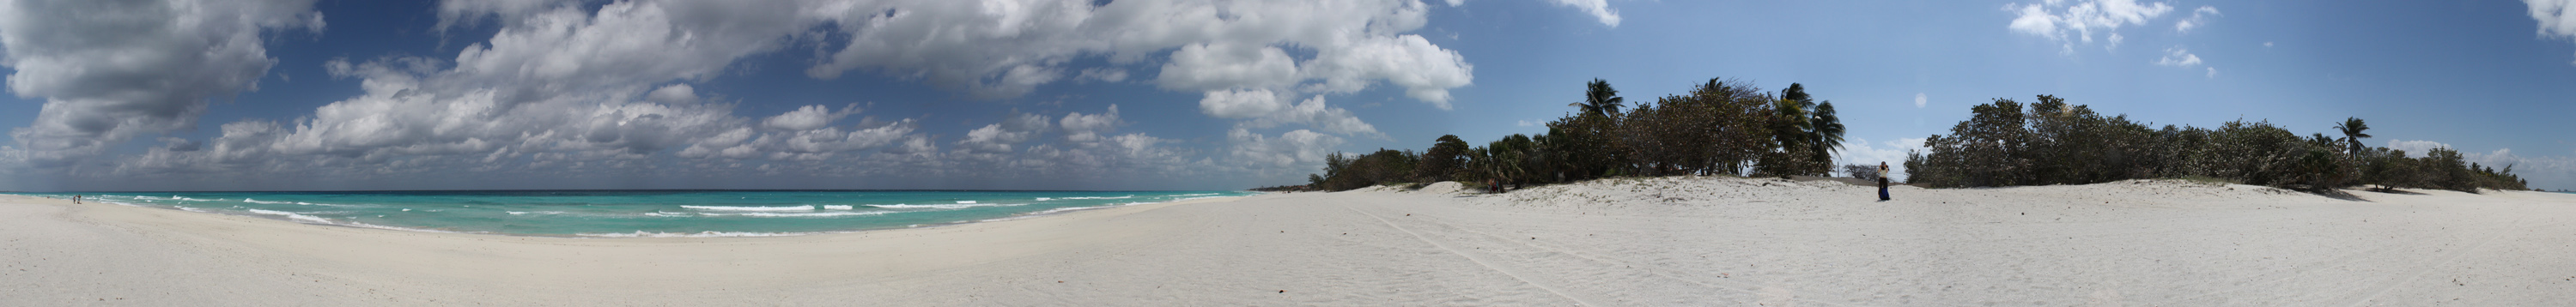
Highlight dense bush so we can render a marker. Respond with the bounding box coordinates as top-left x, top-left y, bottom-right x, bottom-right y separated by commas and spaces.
1299, 80, 2525, 194
1300, 77, 1844, 191
1308, 148, 1419, 191
1905, 97, 2525, 193
1841, 164, 1880, 181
